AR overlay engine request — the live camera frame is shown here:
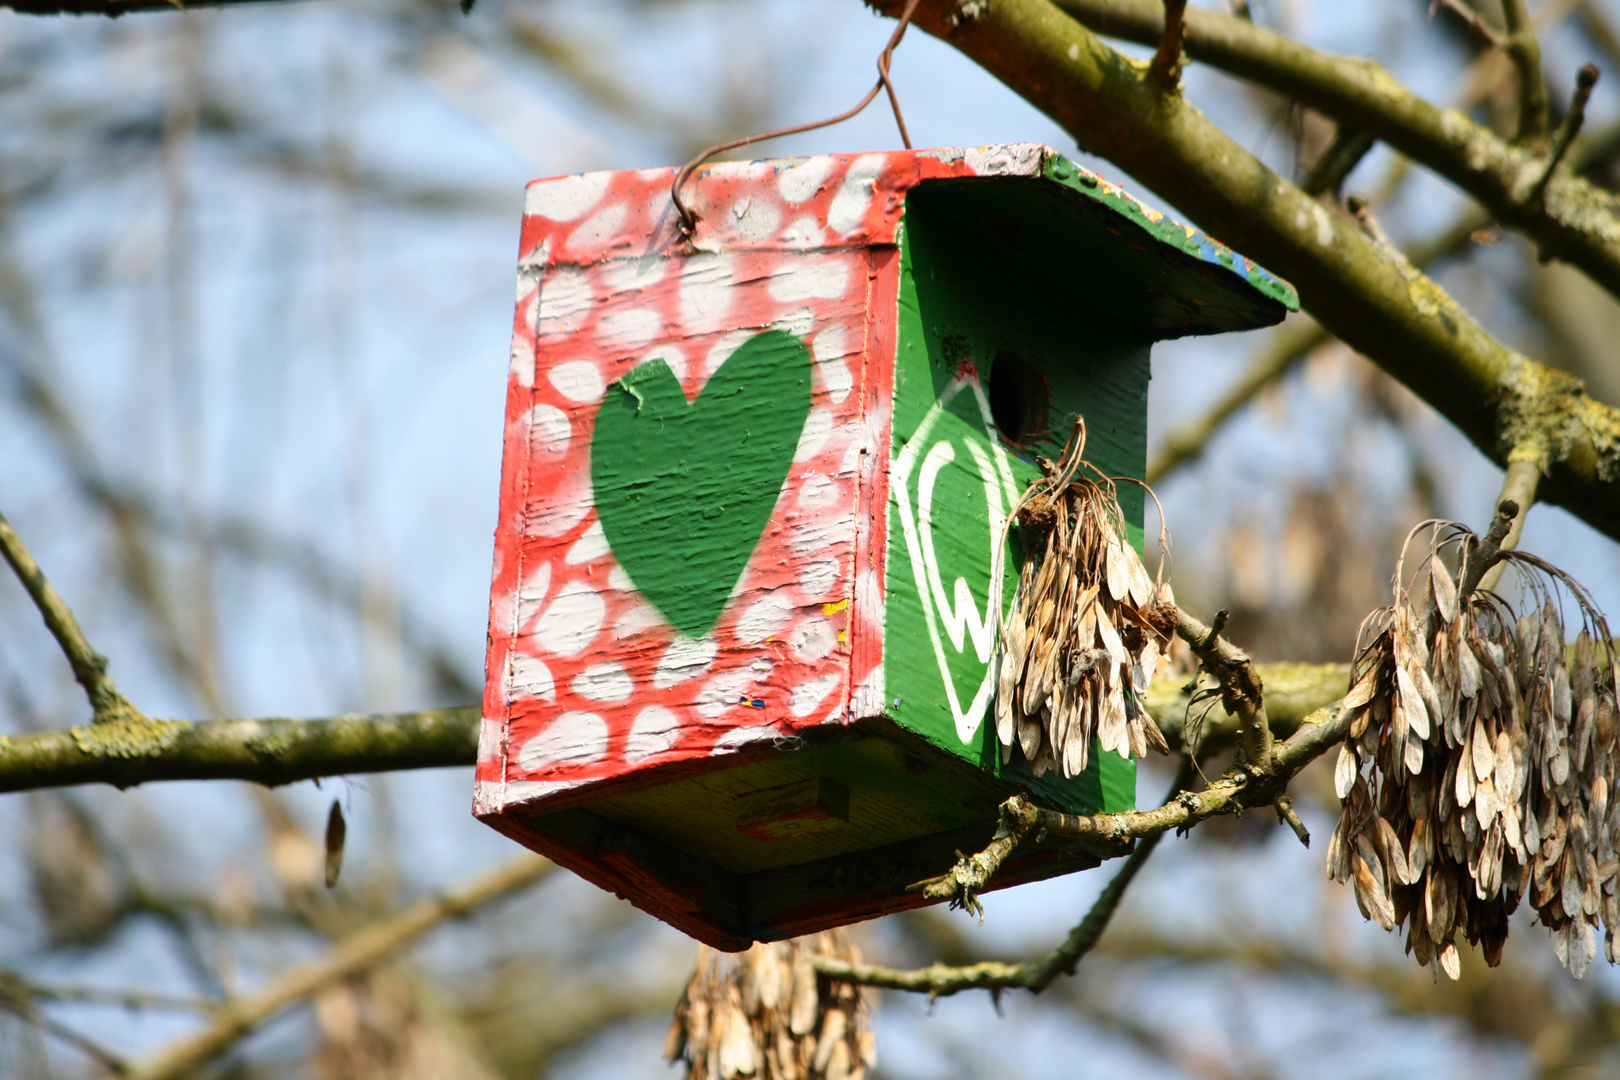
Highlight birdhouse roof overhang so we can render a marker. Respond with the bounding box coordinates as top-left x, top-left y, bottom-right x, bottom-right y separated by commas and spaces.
670, 143, 1297, 340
